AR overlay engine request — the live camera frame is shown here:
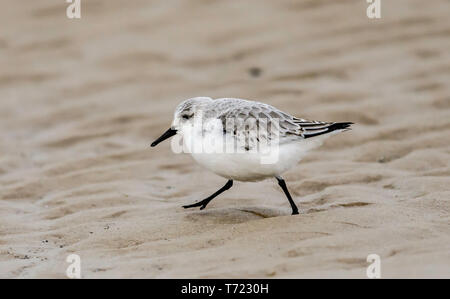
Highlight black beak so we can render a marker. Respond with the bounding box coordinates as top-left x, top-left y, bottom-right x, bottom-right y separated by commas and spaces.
151, 128, 177, 147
